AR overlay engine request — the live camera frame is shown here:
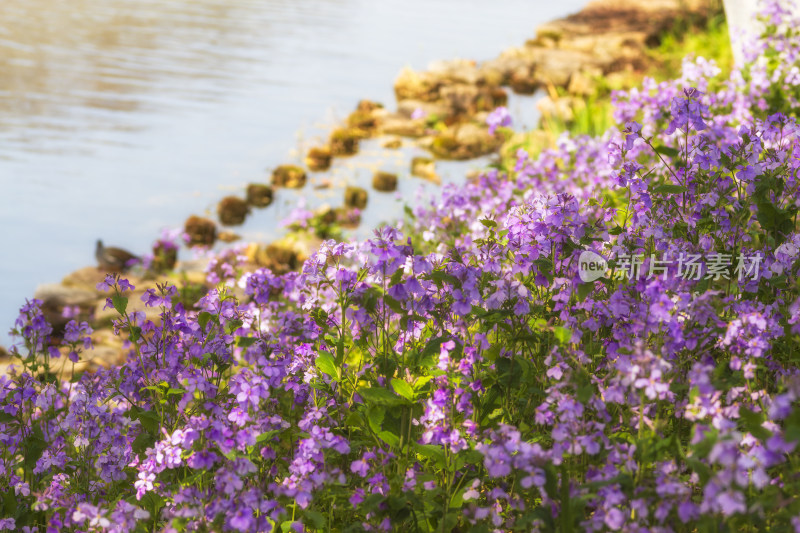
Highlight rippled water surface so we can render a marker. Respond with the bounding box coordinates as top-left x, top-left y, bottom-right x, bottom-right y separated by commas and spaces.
0, 0, 588, 344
